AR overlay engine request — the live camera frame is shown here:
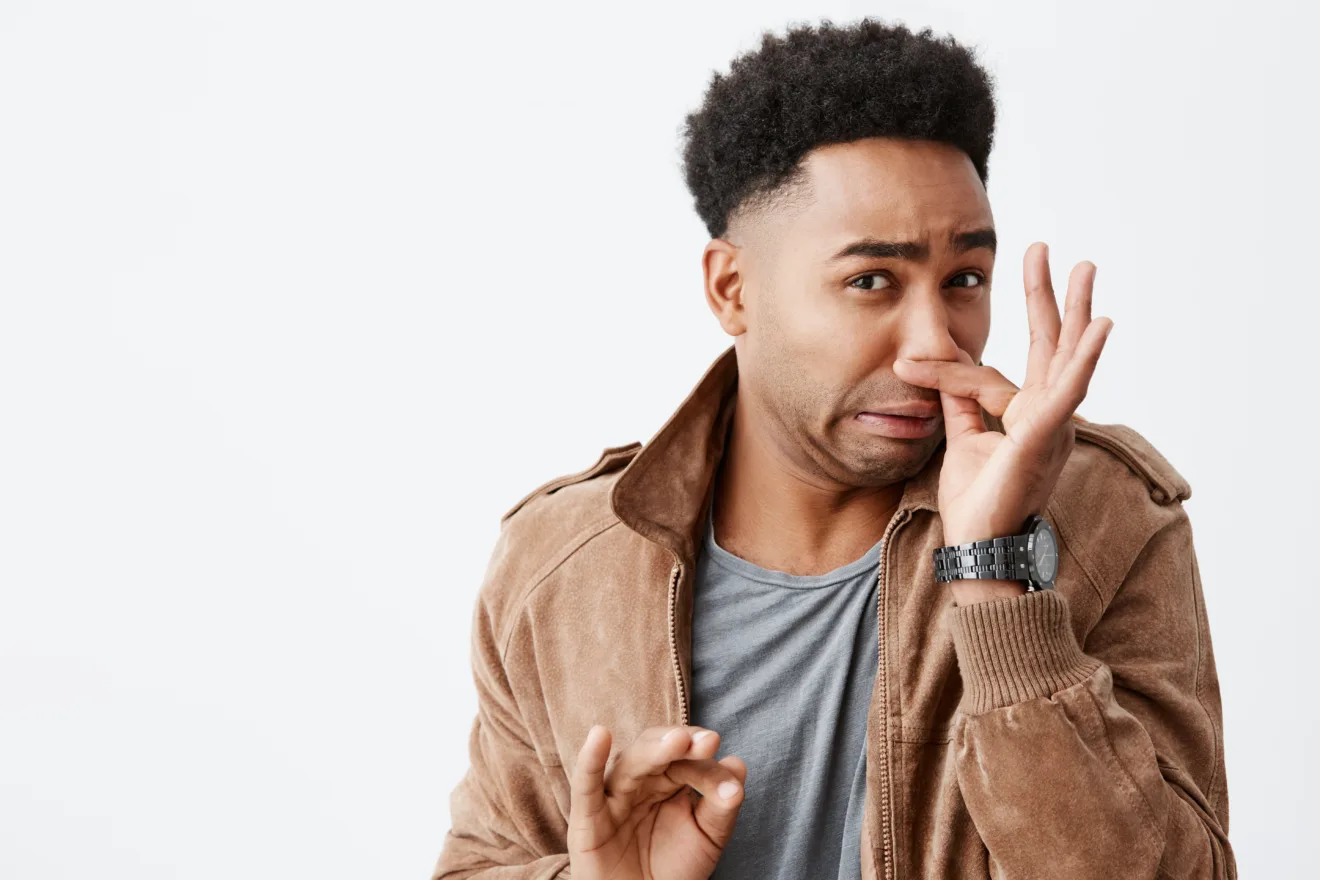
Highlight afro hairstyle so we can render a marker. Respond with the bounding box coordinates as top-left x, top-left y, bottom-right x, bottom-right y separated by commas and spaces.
679, 17, 997, 240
